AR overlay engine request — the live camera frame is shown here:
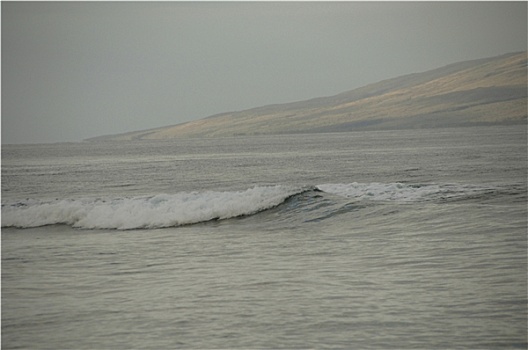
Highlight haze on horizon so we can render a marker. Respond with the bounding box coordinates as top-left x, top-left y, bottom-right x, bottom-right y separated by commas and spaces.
2, 2, 527, 144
